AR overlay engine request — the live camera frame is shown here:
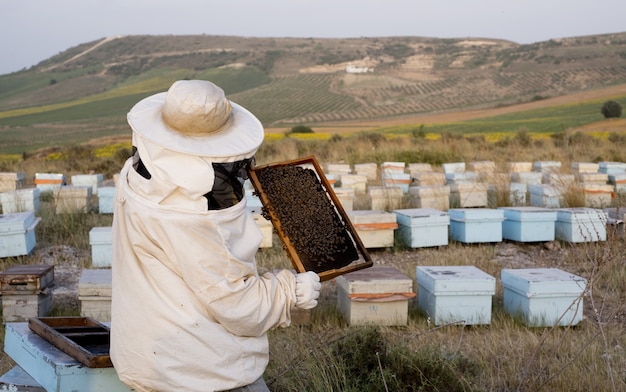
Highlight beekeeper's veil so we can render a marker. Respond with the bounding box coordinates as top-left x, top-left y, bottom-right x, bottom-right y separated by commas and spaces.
126, 80, 264, 210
